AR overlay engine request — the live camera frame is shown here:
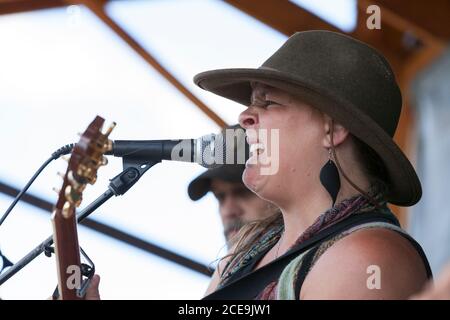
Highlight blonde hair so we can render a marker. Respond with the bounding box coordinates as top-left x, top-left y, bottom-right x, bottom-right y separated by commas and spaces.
219, 205, 282, 279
